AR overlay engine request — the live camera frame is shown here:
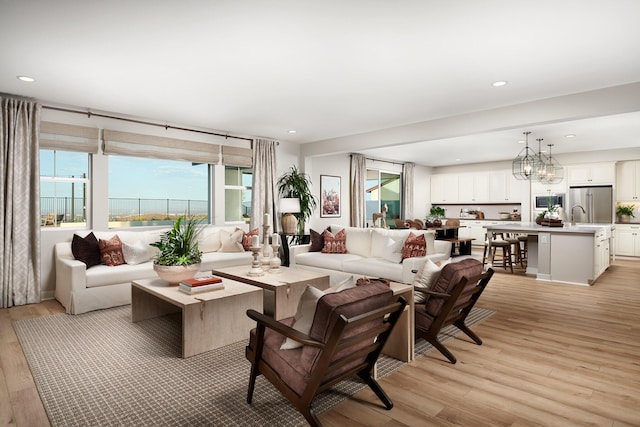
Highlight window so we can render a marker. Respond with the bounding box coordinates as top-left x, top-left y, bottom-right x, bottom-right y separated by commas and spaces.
225, 166, 252, 223
40, 150, 90, 227
108, 156, 209, 227
365, 169, 401, 225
